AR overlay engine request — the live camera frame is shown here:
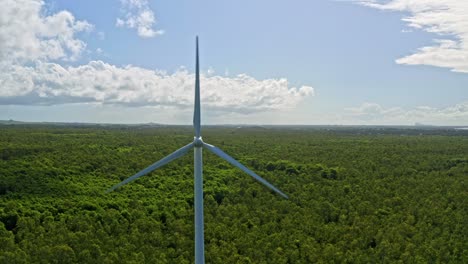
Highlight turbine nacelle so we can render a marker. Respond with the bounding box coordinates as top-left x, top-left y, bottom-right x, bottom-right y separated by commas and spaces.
193, 137, 204, 147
